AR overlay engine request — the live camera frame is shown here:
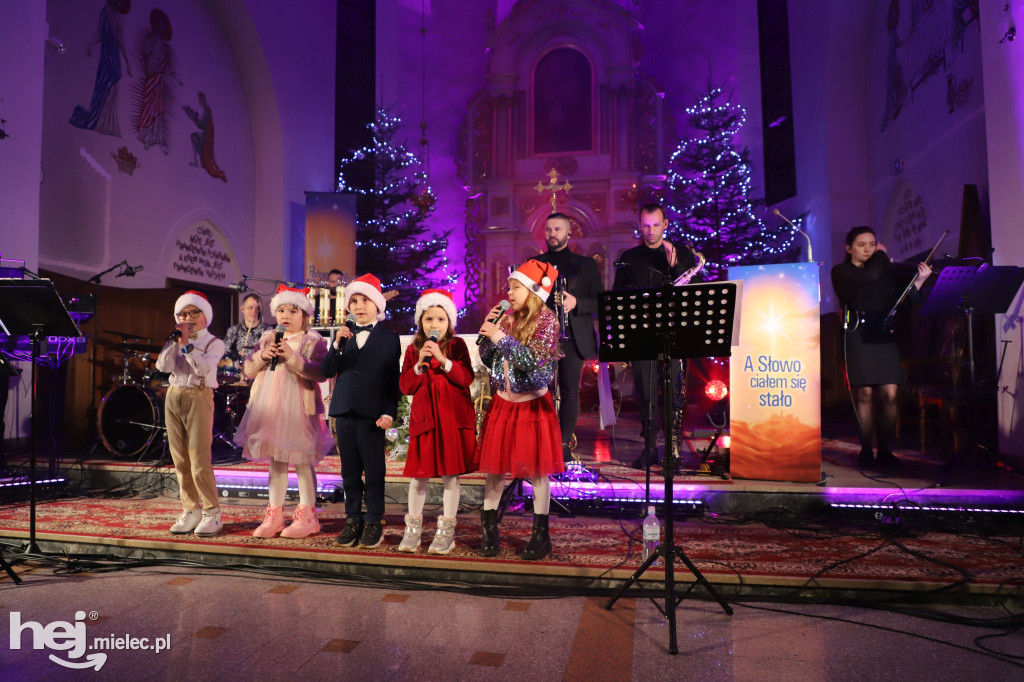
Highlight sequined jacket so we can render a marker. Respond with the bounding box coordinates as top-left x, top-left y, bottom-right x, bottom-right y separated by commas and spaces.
479, 307, 560, 394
